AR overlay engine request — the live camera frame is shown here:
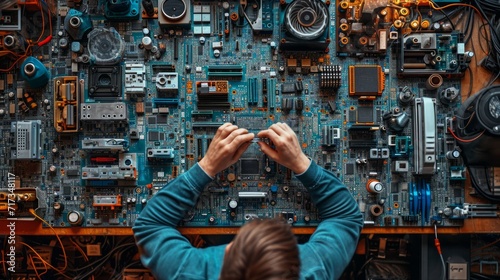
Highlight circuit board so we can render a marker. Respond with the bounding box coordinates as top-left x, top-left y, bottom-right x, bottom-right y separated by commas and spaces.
0, 0, 472, 228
